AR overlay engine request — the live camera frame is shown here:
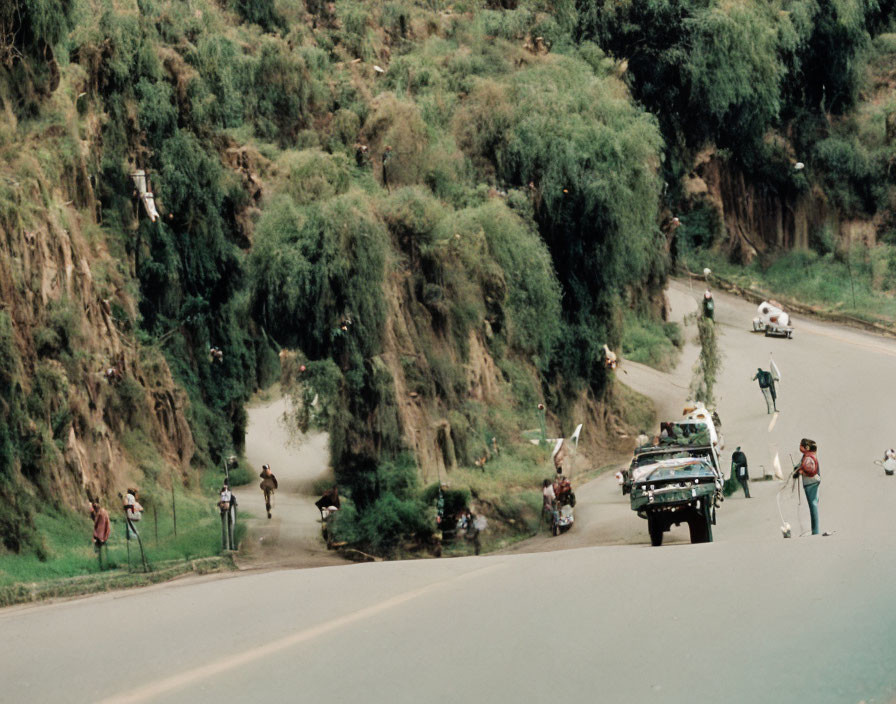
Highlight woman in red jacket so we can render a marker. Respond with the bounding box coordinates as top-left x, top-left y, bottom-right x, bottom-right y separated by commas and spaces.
793, 438, 820, 535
